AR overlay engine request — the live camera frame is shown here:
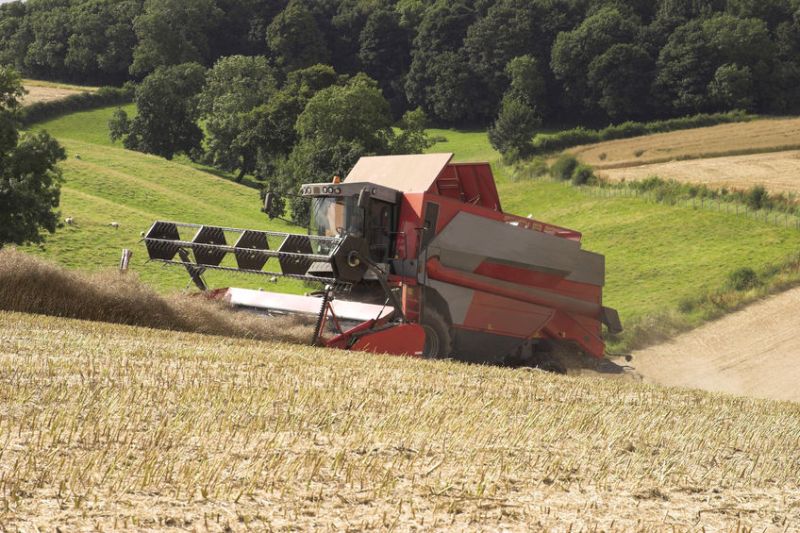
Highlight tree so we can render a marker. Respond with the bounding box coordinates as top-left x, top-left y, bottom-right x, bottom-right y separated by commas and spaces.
504, 55, 546, 108
64, 0, 141, 84
653, 19, 714, 113
411, 49, 490, 125
23, 2, 72, 80
488, 97, 540, 160
266, 1, 329, 73
359, 5, 411, 116
462, 0, 553, 114
248, 64, 341, 180
296, 73, 393, 153
708, 63, 754, 110
130, 0, 222, 76
110, 63, 206, 160
198, 55, 278, 181
0, 2, 29, 72
274, 73, 429, 223
0, 67, 65, 247
209, 0, 284, 58
405, 0, 487, 124
488, 56, 544, 158
587, 43, 654, 119
655, 14, 774, 113
551, 6, 641, 114
331, 0, 373, 75
391, 107, 433, 155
